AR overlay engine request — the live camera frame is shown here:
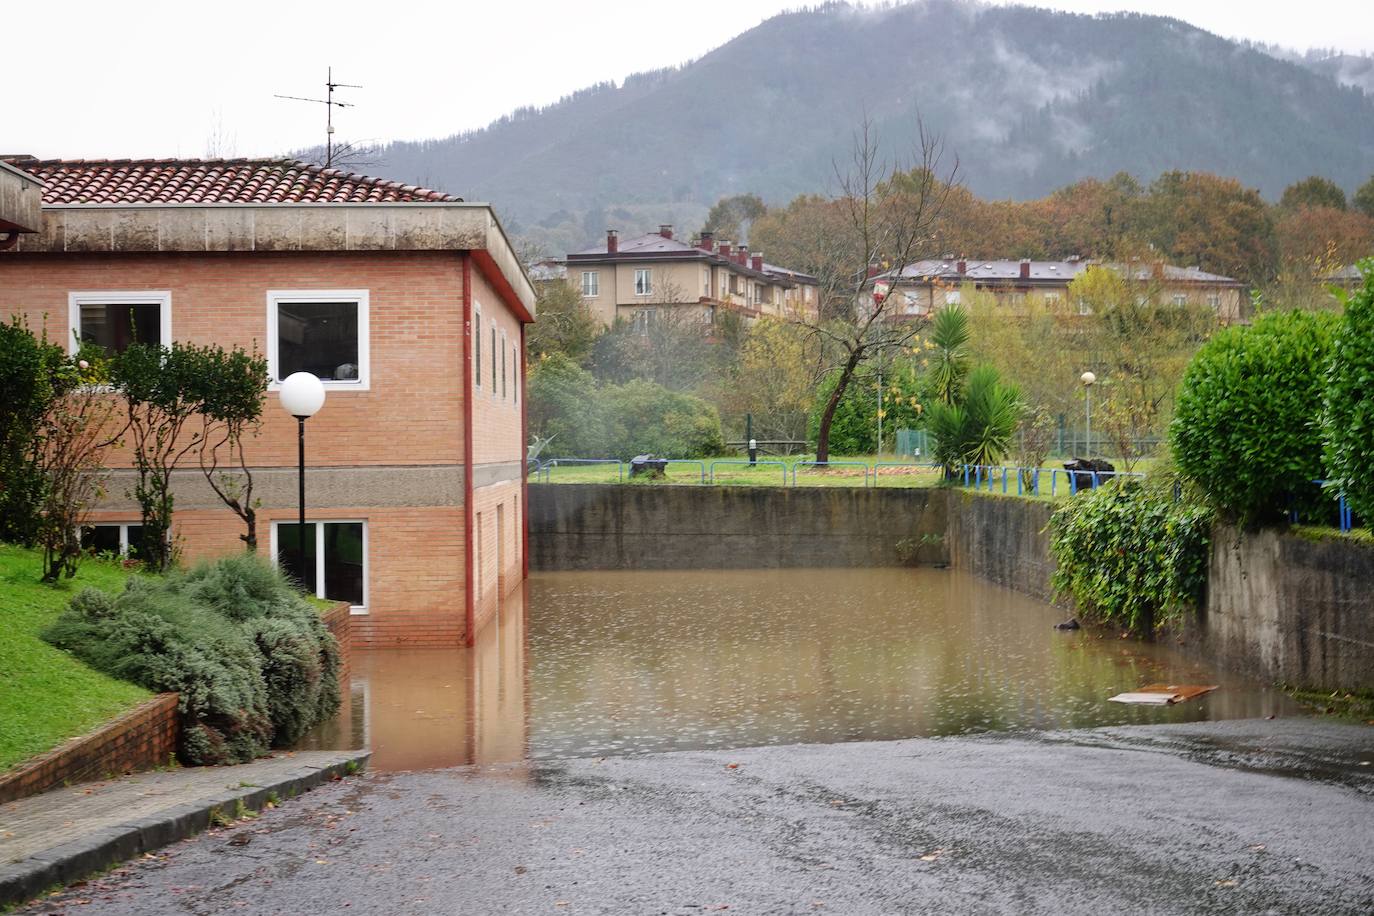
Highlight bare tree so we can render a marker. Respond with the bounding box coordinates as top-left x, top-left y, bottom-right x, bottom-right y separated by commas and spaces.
797, 116, 959, 462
